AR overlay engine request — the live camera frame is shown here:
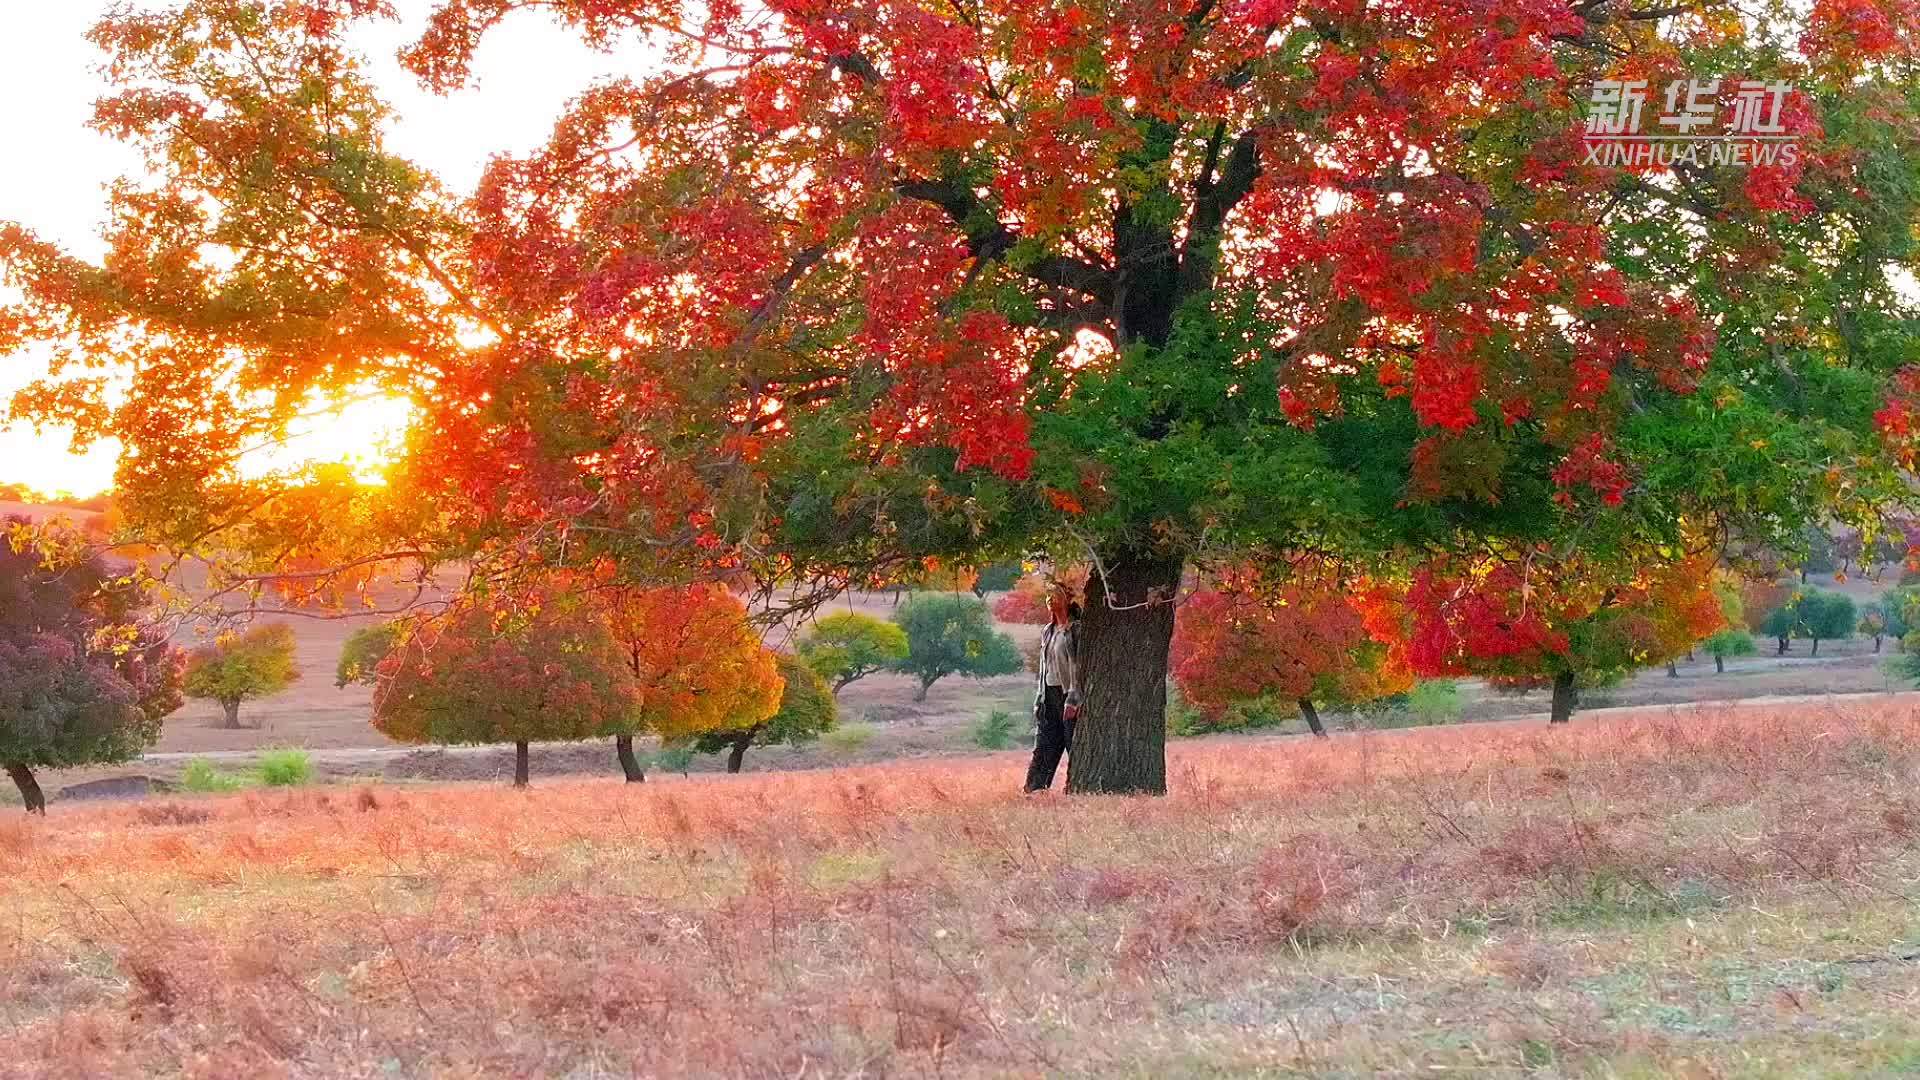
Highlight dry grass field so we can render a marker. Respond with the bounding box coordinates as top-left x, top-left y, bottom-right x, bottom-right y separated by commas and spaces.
6, 699, 1920, 1077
